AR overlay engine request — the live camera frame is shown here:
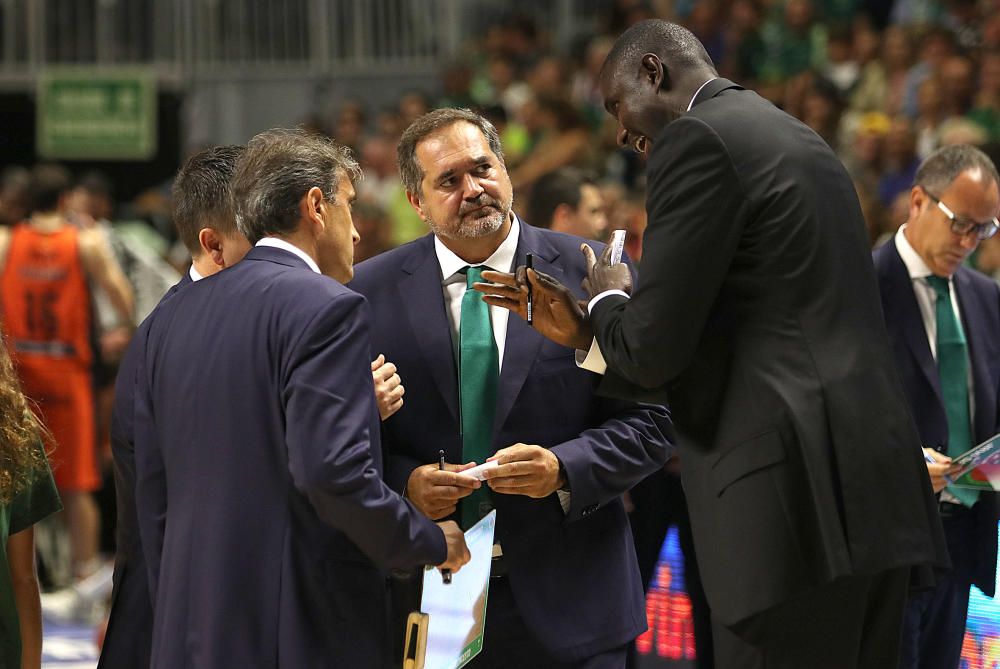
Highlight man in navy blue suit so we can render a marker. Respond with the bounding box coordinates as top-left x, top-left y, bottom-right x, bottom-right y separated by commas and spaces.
351, 109, 673, 669
132, 129, 469, 668
872, 144, 1000, 669
99, 144, 250, 669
